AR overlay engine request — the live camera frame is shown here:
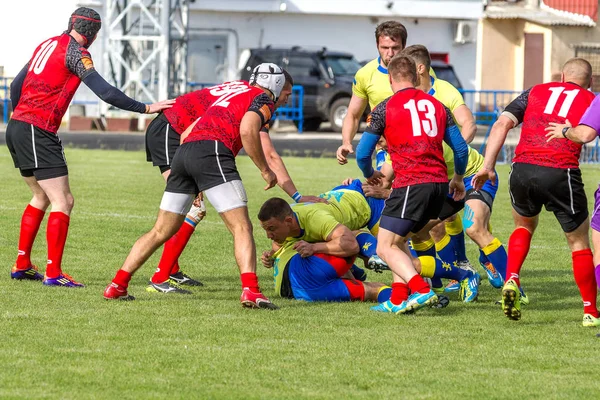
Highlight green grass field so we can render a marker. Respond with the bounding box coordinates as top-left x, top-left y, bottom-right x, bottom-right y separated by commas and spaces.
1, 146, 600, 399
